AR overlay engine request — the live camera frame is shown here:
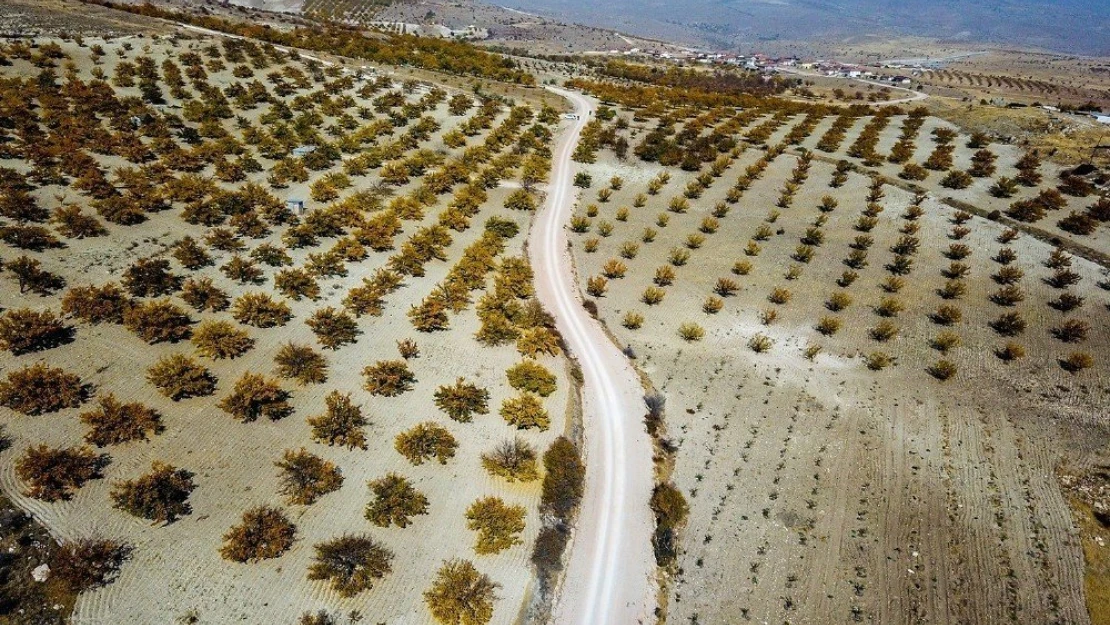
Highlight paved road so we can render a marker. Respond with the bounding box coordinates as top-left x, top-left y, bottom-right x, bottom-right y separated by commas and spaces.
530, 87, 656, 625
